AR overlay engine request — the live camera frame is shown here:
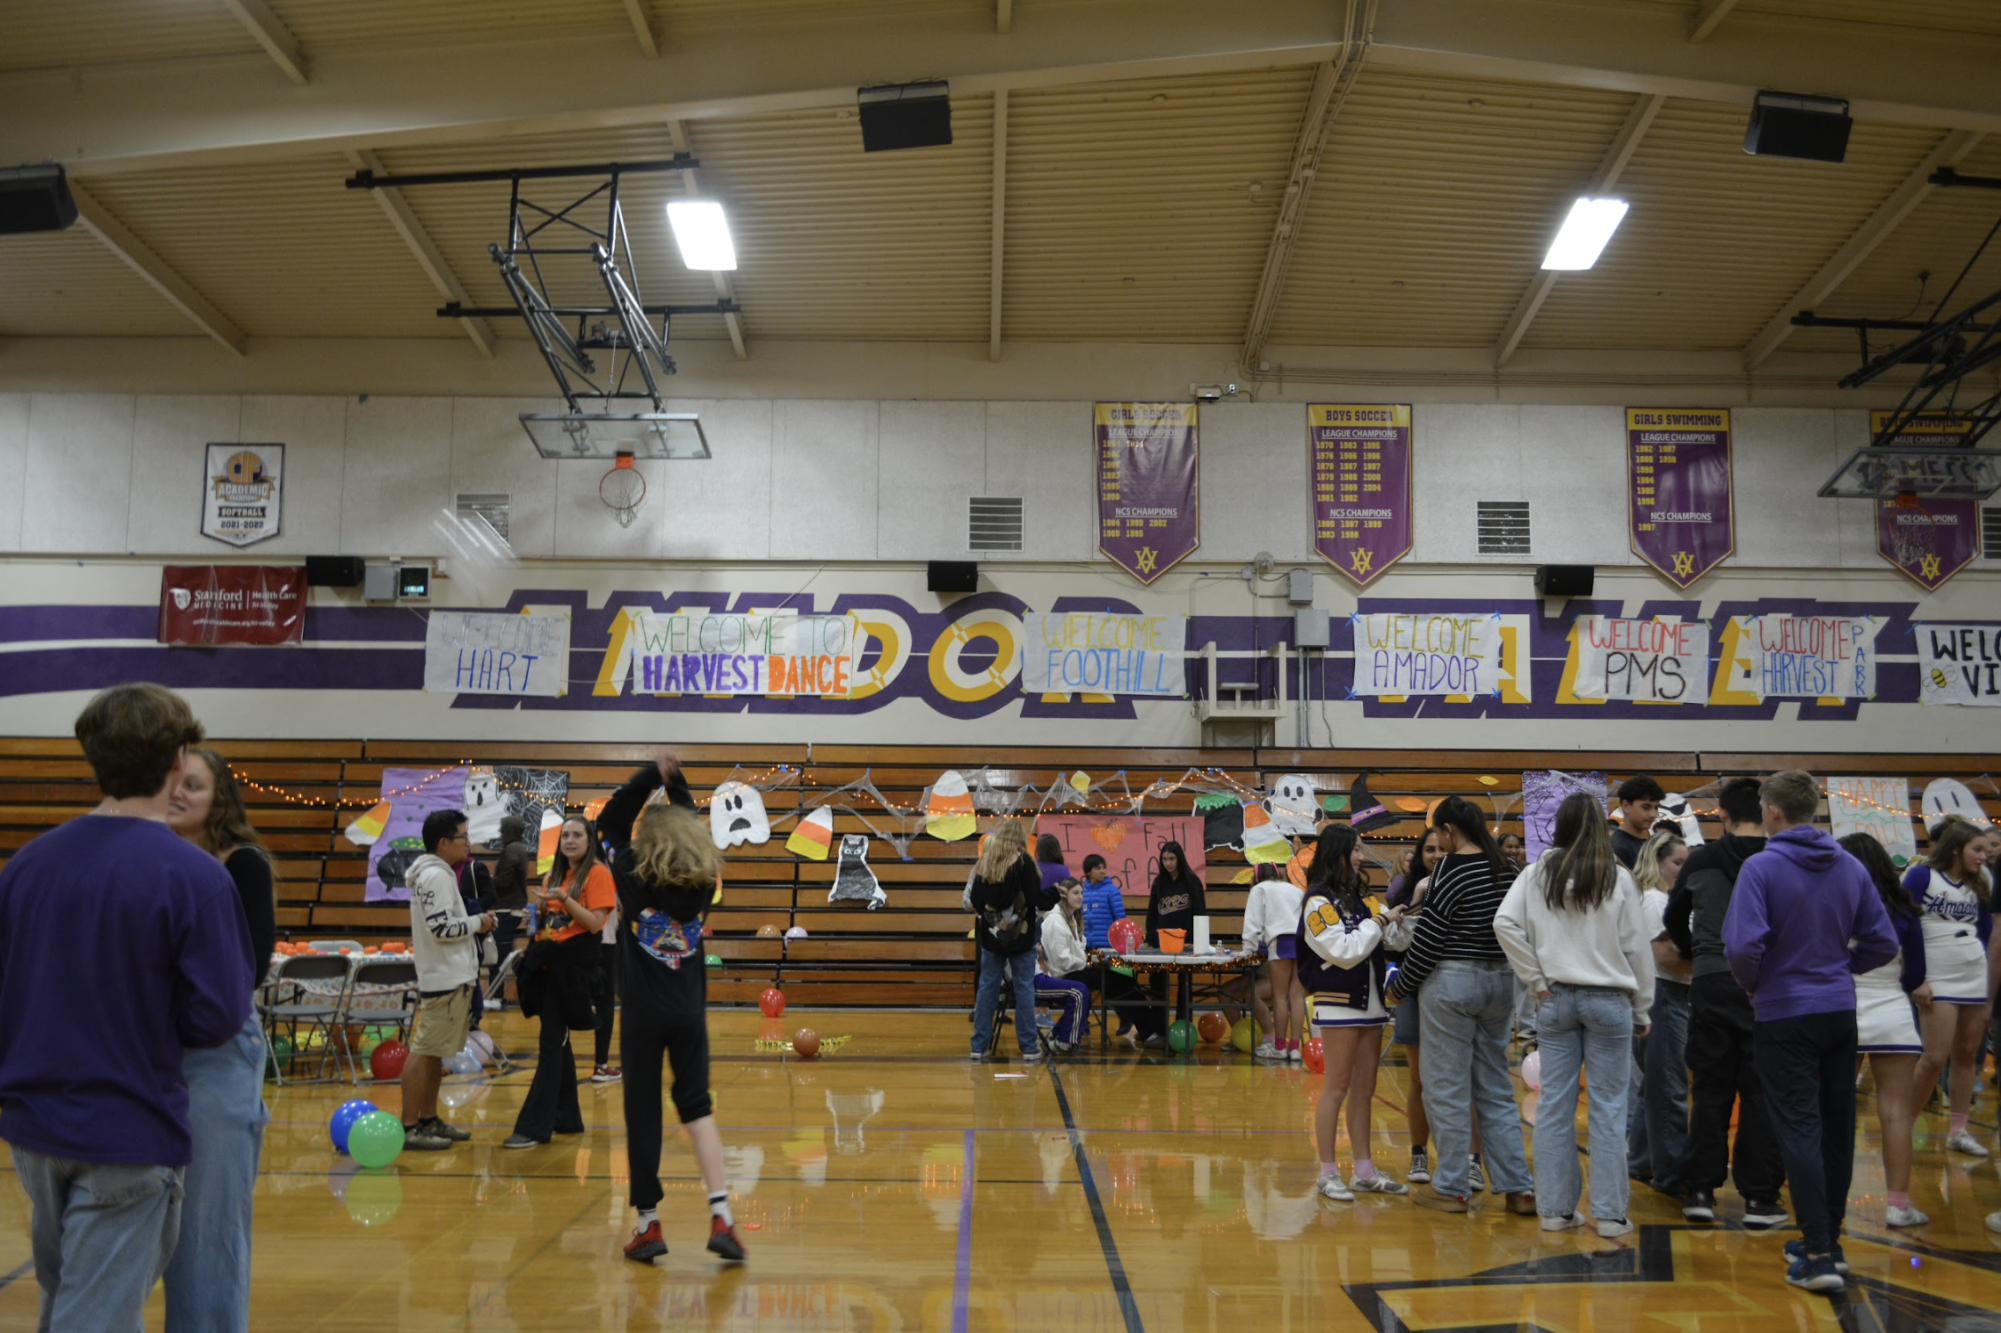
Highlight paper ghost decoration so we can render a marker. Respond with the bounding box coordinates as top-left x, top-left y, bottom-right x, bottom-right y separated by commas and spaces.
463, 768, 504, 846
787, 806, 836, 860
1660, 793, 1705, 846
829, 834, 886, 909
1196, 791, 1244, 849
1922, 778, 1989, 833
926, 771, 977, 842
711, 782, 772, 849
1269, 775, 1320, 837
1242, 803, 1292, 864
